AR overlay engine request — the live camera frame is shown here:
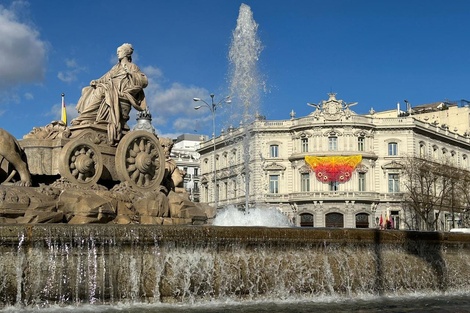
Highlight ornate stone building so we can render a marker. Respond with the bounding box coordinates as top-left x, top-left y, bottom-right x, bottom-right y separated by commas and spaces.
171, 134, 206, 202
197, 93, 470, 229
